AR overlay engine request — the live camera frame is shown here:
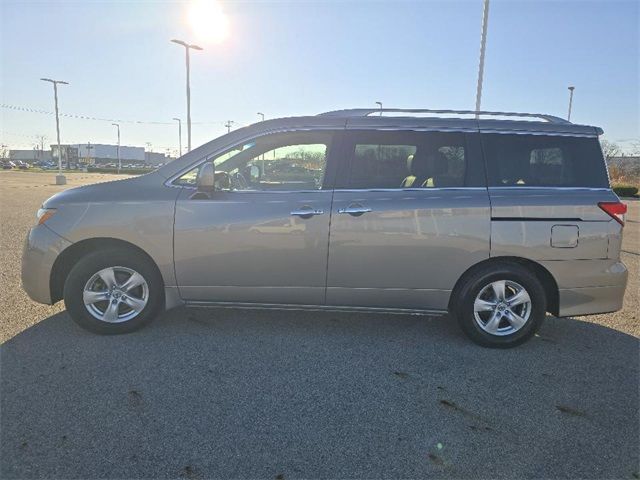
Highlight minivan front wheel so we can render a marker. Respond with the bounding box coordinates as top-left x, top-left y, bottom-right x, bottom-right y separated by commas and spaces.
64, 249, 163, 334
453, 263, 546, 348
83, 266, 149, 323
